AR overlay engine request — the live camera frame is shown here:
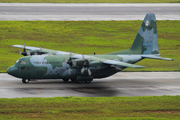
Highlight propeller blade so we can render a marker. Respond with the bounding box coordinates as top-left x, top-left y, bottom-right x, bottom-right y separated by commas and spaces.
40, 45, 42, 53
70, 51, 72, 58
23, 42, 26, 52
68, 68, 71, 75
82, 54, 85, 60
88, 57, 92, 62
73, 61, 76, 66
66, 51, 74, 67
87, 68, 91, 76
34, 52, 38, 55
81, 67, 85, 74
64, 59, 67, 63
